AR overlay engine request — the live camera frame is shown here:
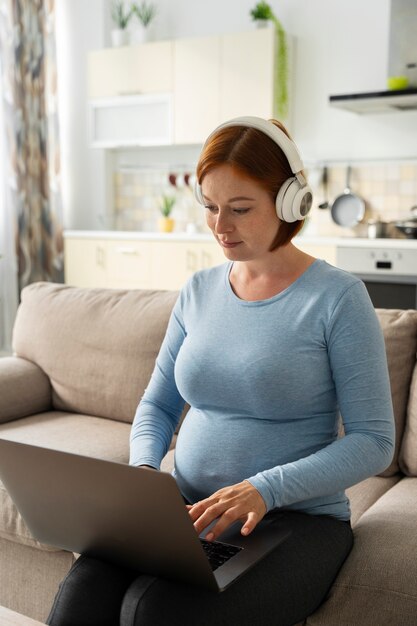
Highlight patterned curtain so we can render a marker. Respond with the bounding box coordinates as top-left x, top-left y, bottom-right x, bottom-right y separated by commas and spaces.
0, 0, 63, 291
